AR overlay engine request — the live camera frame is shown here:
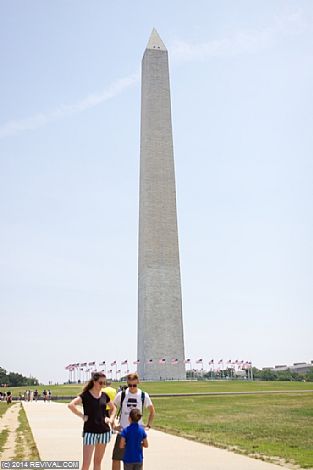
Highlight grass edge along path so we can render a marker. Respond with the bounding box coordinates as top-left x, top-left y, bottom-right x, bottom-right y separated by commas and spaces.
0, 428, 9, 455
0, 403, 12, 455
151, 393, 313, 470
14, 405, 40, 460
